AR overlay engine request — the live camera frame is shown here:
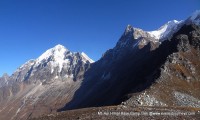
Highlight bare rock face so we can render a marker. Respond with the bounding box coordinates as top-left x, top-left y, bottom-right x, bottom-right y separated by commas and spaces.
60, 23, 200, 112
59, 12, 200, 112
124, 24, 200, 108
0, 45, 93, 120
